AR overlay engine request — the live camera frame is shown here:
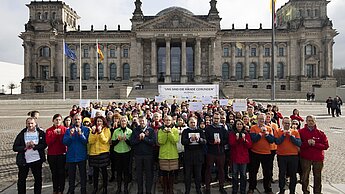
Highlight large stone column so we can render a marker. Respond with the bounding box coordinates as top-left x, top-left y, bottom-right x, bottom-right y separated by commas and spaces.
116, 44, 122, 80
213, 37, 222, 81
103, 43, 108, 79
327, 40, 333, 77
23, 42, 32, 78
136, 38, 143, 81
230, 43, 236, 80
165, 38, 171, 83
181, 38, 187, 83
194, 38, 202, 83
300, 43, 305, 77
286, 43, 290, 78
150, 38, 157, 83
258, 43, 264, 80
208, 38, 215, 79
90, 44, 96, 79
49, 41, 56, 78
244, 43, 250, 80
